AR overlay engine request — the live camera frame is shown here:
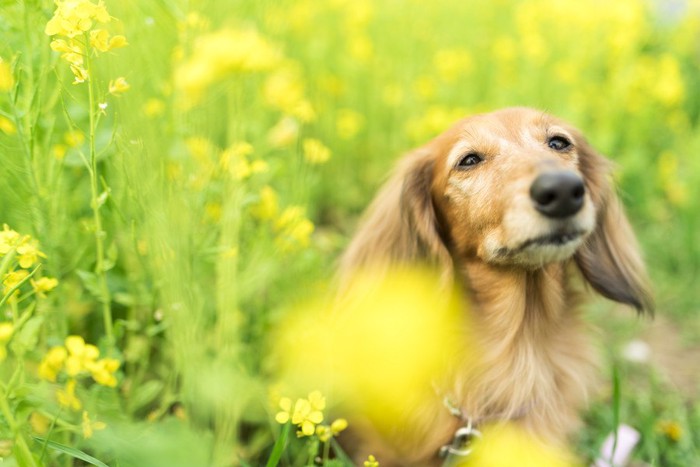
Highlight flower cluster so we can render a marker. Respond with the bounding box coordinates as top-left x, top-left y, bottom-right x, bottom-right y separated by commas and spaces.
45, 0, 128, 85
0, 225, 57, 300
274, 390, 347, 441
38, 335, 120, 409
